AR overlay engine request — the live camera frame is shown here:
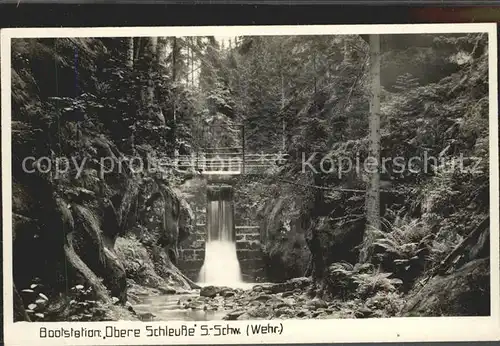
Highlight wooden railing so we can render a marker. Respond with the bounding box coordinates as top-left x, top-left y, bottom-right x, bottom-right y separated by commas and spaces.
174, 148, 287, 175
